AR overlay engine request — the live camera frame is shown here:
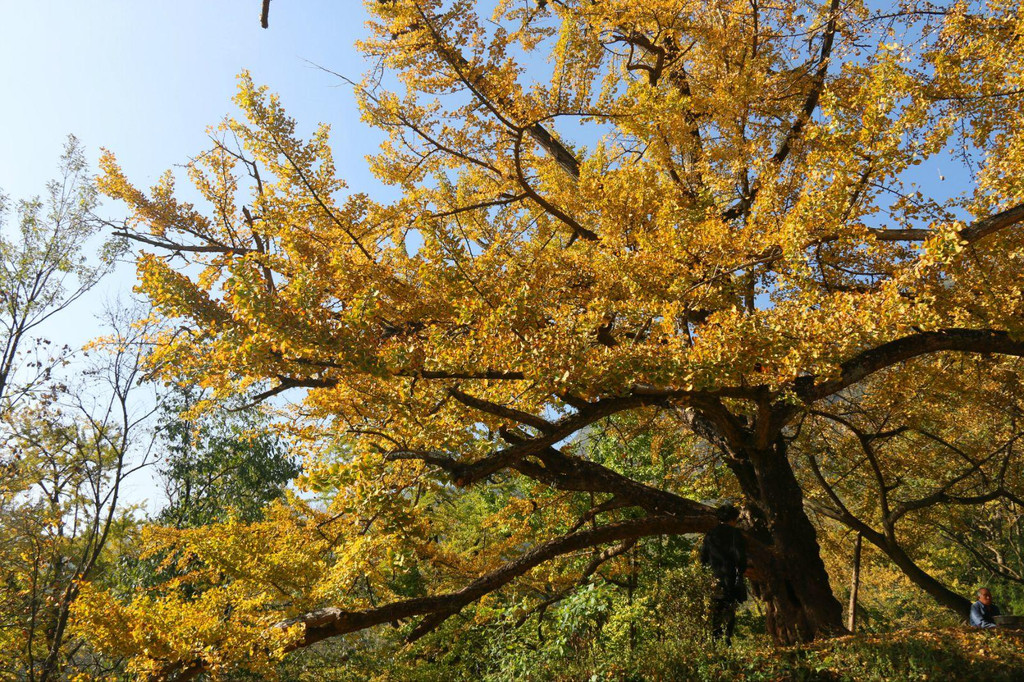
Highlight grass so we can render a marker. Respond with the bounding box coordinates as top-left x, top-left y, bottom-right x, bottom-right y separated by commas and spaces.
675, 628, 1024, 682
